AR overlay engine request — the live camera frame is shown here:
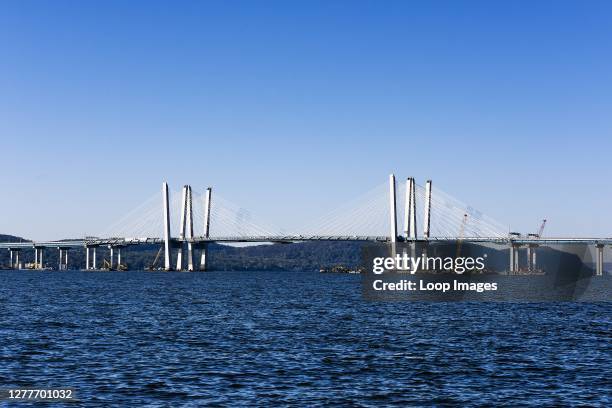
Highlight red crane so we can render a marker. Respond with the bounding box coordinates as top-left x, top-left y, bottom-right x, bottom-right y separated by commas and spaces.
537, 219, 547, 238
